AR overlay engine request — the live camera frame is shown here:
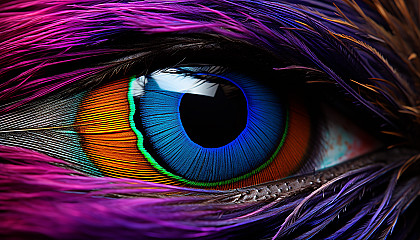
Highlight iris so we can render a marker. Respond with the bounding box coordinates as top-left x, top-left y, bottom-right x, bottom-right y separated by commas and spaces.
129, 67, 288, 183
